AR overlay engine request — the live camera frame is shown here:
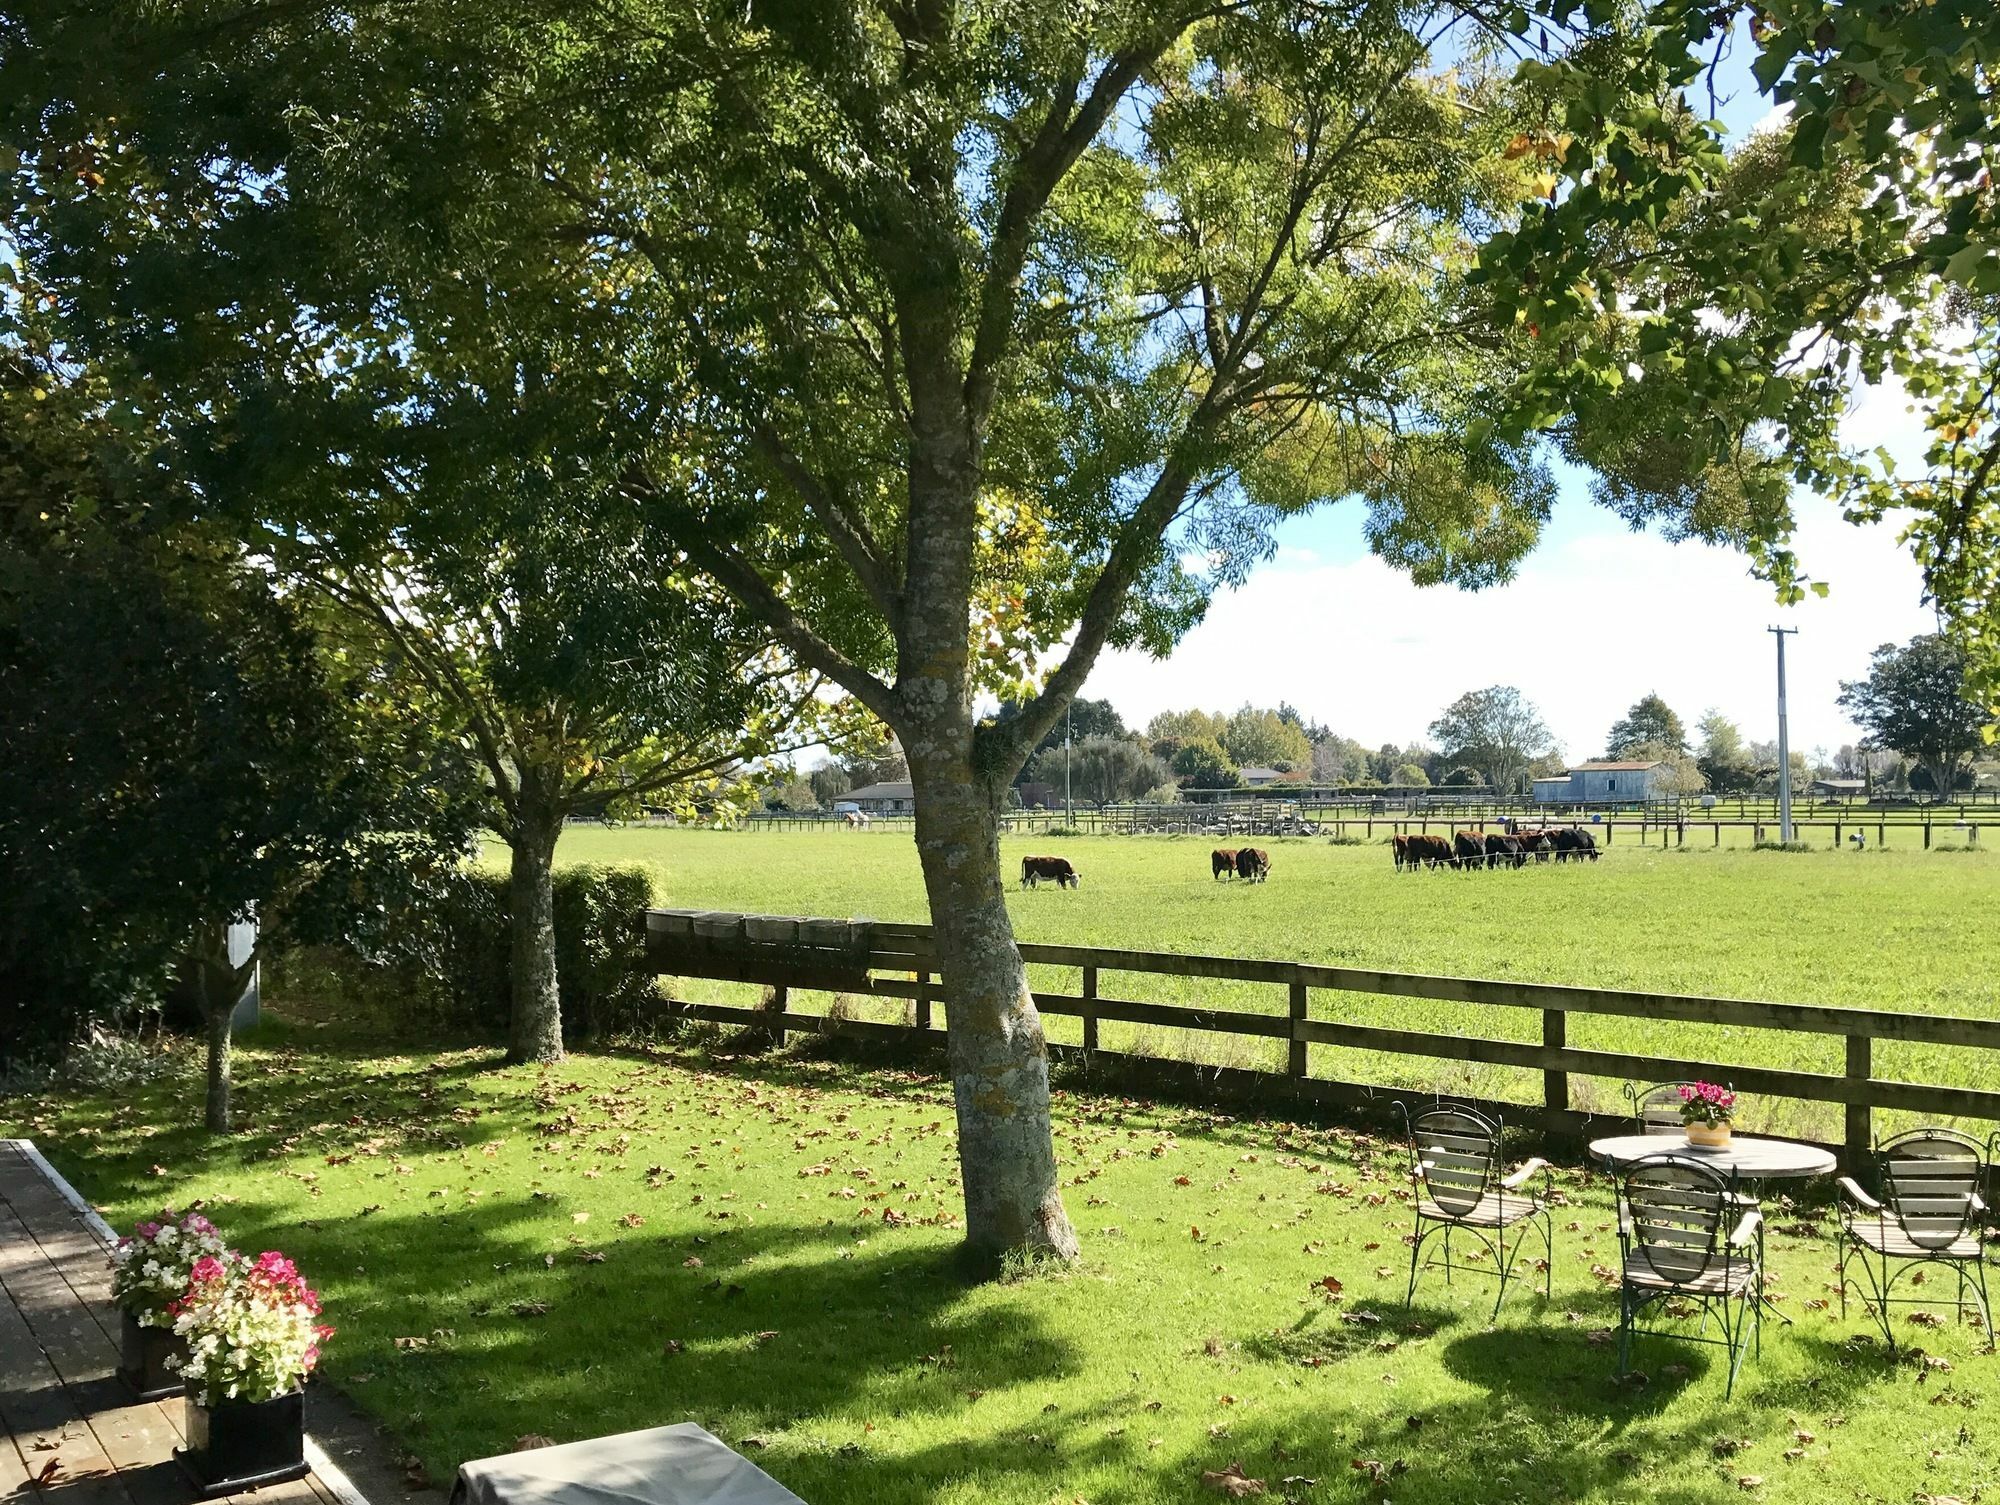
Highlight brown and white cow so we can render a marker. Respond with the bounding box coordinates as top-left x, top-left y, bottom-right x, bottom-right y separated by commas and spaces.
1235, 847, 1271, 883
1453, 830, 1487, 868
1020, 854, 1081, 889
1213, 848, 1240, 880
